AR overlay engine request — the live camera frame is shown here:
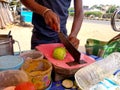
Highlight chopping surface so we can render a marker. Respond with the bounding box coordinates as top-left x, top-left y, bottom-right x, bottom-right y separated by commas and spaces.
36, 43, 95, 69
